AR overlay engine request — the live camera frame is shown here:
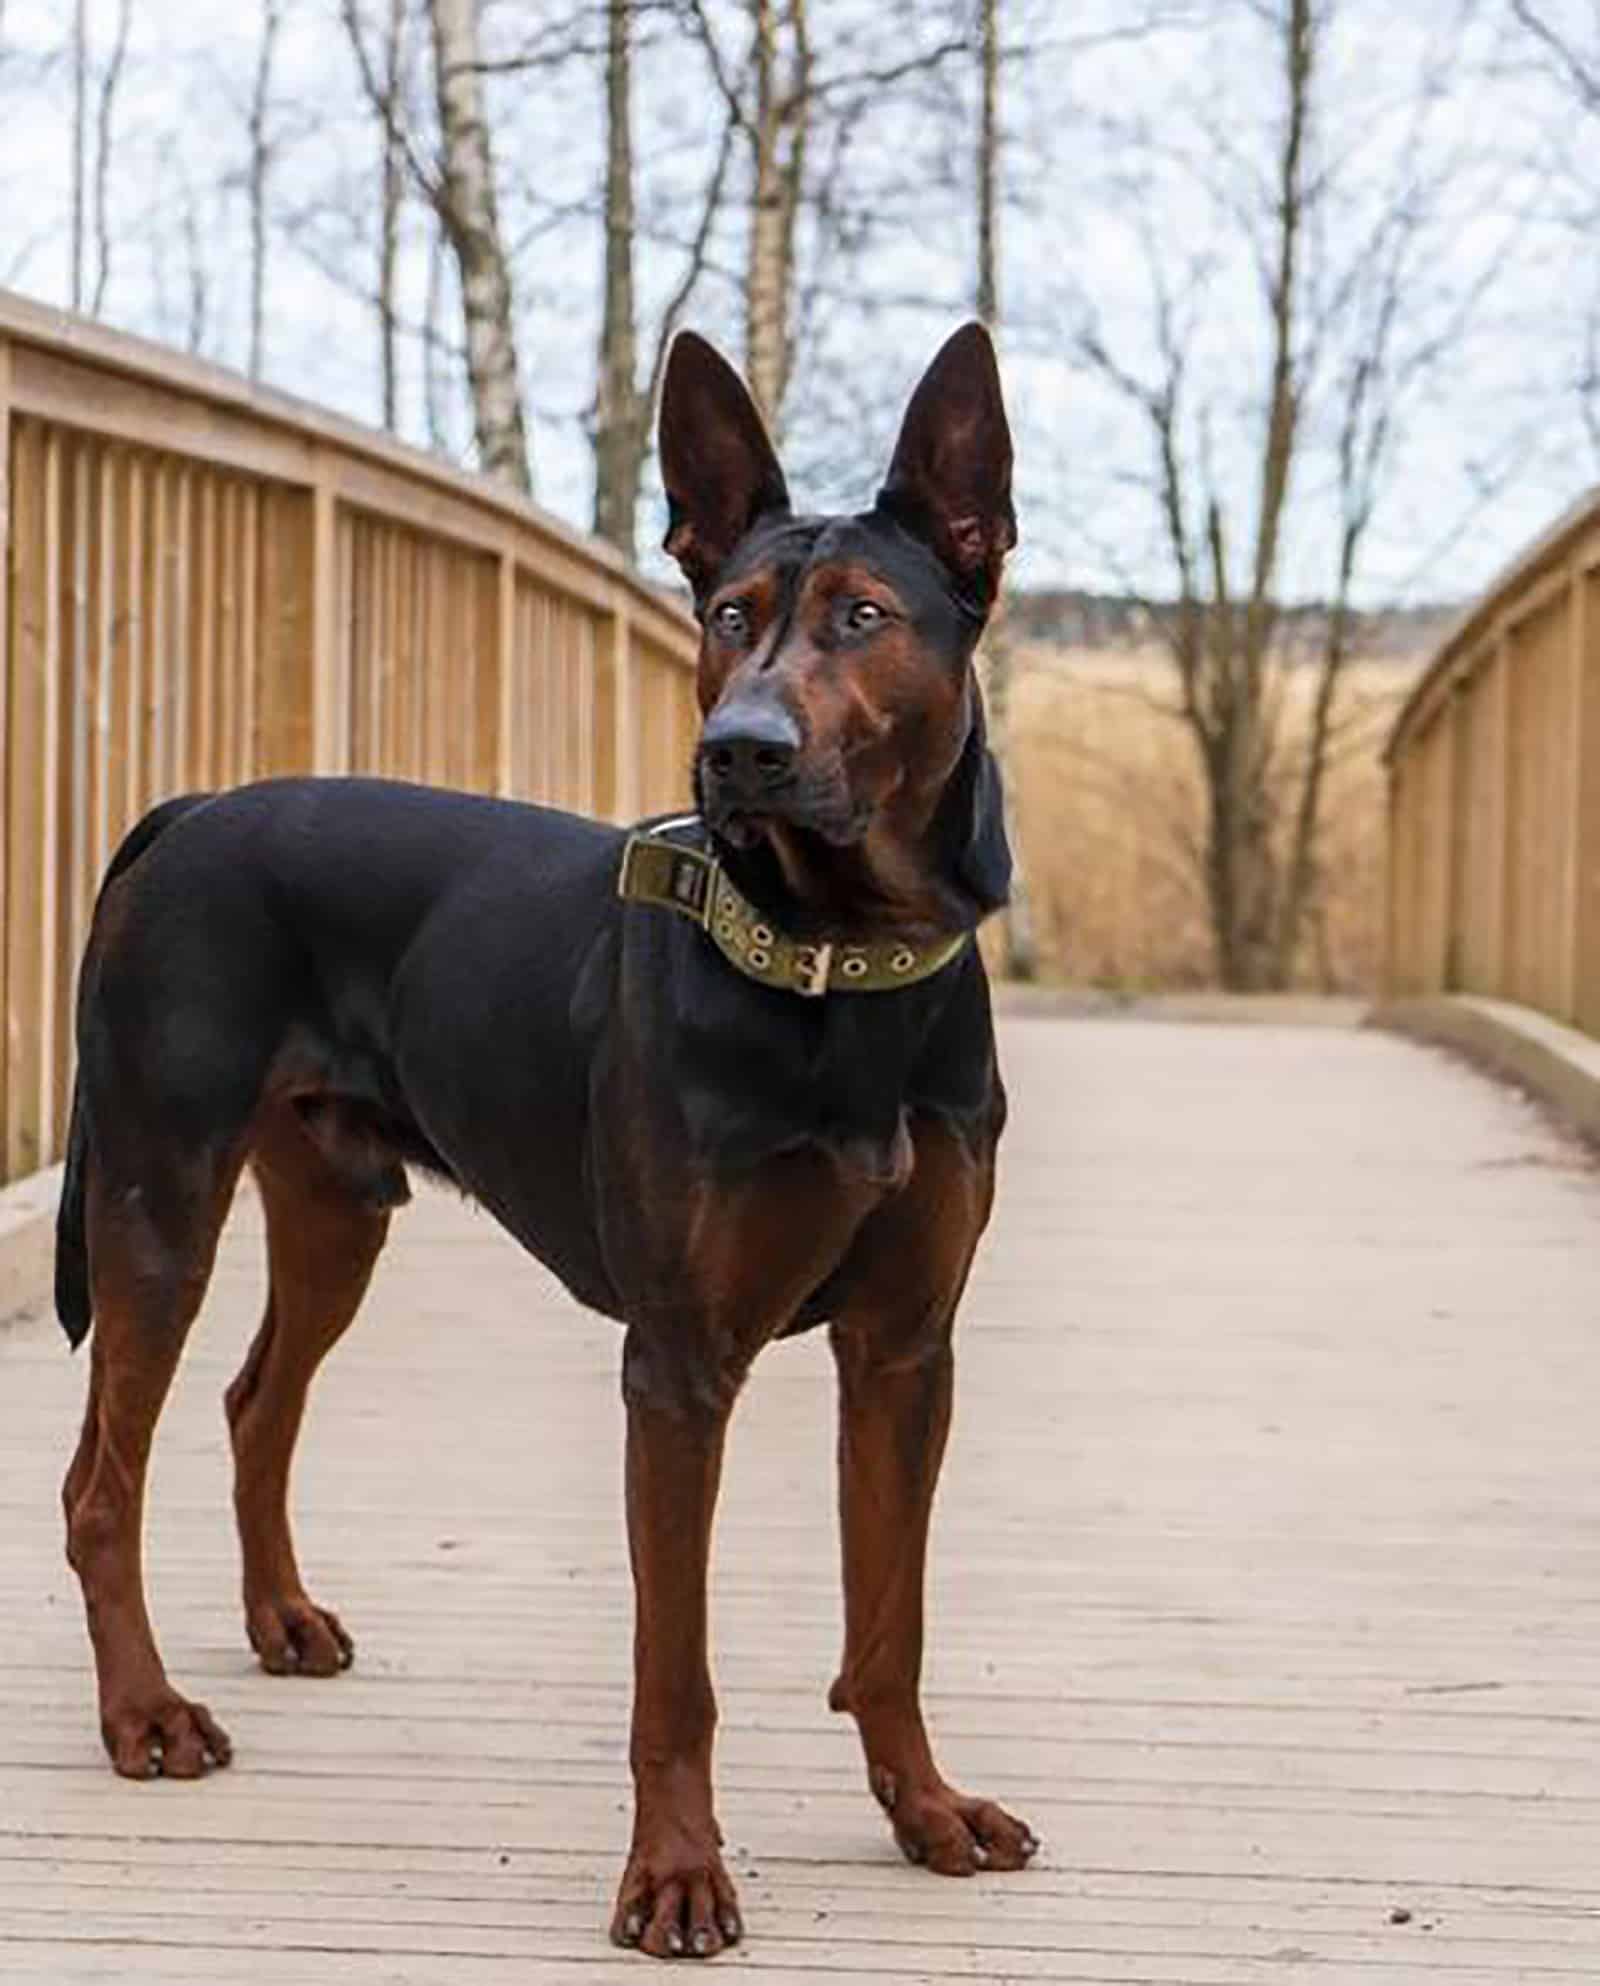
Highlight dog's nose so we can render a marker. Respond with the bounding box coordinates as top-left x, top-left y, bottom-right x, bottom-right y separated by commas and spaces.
699, 699, 801, 795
